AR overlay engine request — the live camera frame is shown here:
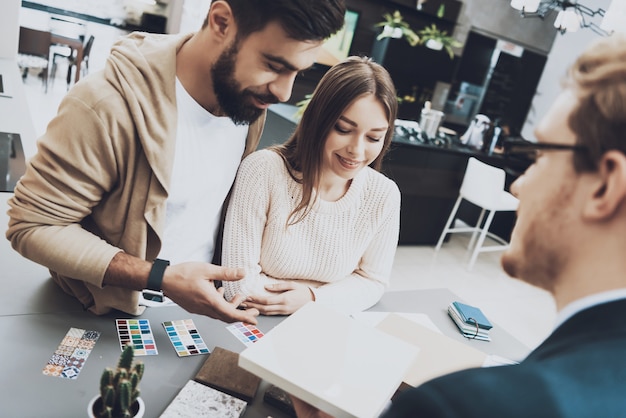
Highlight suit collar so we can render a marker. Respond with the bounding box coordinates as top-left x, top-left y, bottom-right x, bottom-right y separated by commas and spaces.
527, 298, 626, 361
556, 288, 626, 329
